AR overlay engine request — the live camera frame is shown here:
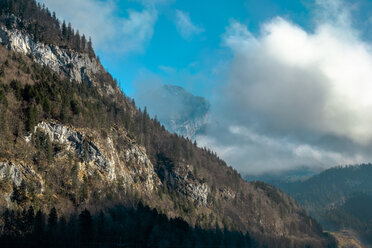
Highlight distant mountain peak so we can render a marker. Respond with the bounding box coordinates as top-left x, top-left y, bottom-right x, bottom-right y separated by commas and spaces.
138, 84, 210, 139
